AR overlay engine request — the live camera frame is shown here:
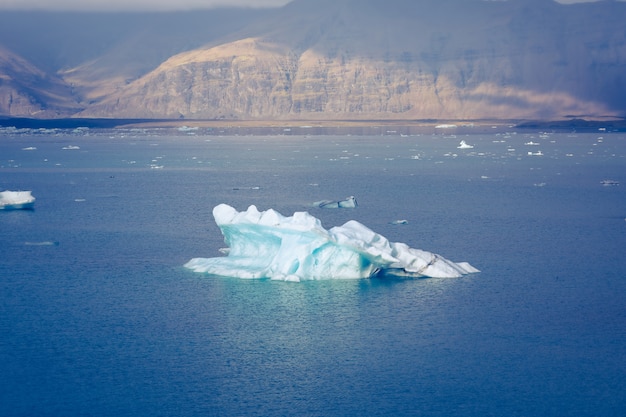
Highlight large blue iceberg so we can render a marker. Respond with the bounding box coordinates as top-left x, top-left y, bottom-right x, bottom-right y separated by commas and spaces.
185, 204, 479, 282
